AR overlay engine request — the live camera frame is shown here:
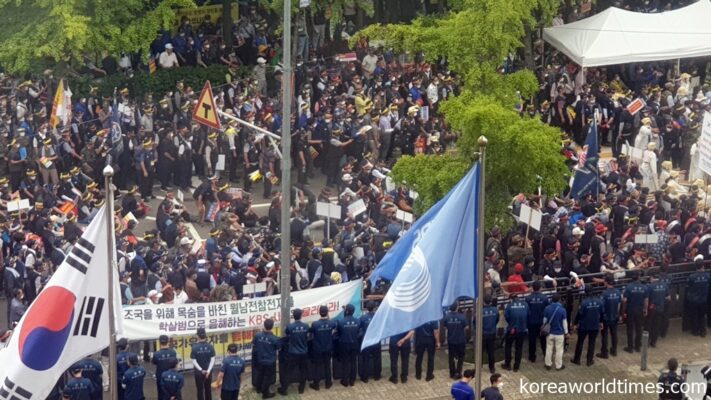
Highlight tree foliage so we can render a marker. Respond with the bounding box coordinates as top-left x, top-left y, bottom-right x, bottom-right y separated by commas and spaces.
0, 0, 196, 74
390, 154, 470, 215
354, 0, 564, 227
